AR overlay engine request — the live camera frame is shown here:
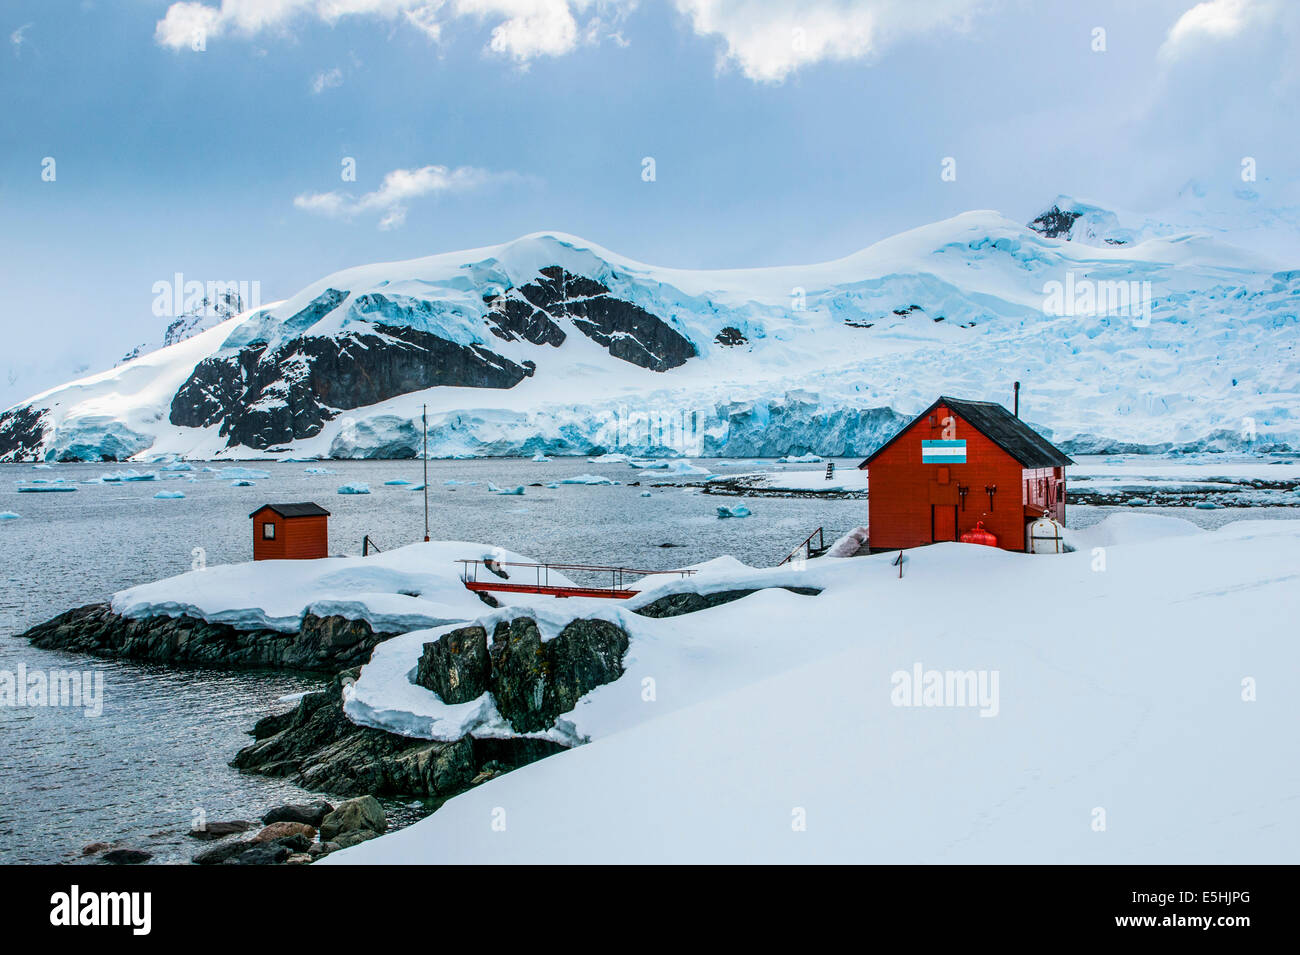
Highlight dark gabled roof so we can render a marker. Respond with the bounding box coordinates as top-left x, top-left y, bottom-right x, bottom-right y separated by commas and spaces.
859, 396, 1073, 469
250, 502, 331, 519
